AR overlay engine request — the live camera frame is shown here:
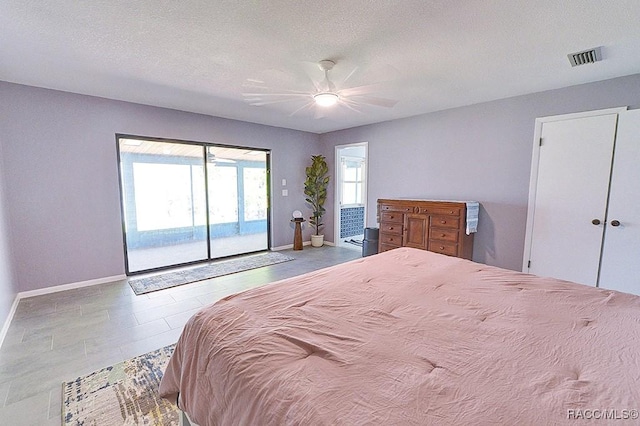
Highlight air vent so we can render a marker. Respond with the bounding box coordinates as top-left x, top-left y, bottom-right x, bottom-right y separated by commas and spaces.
568, 47, 602, 67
